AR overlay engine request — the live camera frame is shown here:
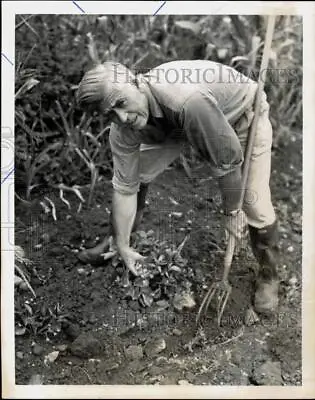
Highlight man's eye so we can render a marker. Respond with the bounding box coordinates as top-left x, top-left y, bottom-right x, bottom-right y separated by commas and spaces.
101, 108, 113, 120
115, 99, 127, 108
